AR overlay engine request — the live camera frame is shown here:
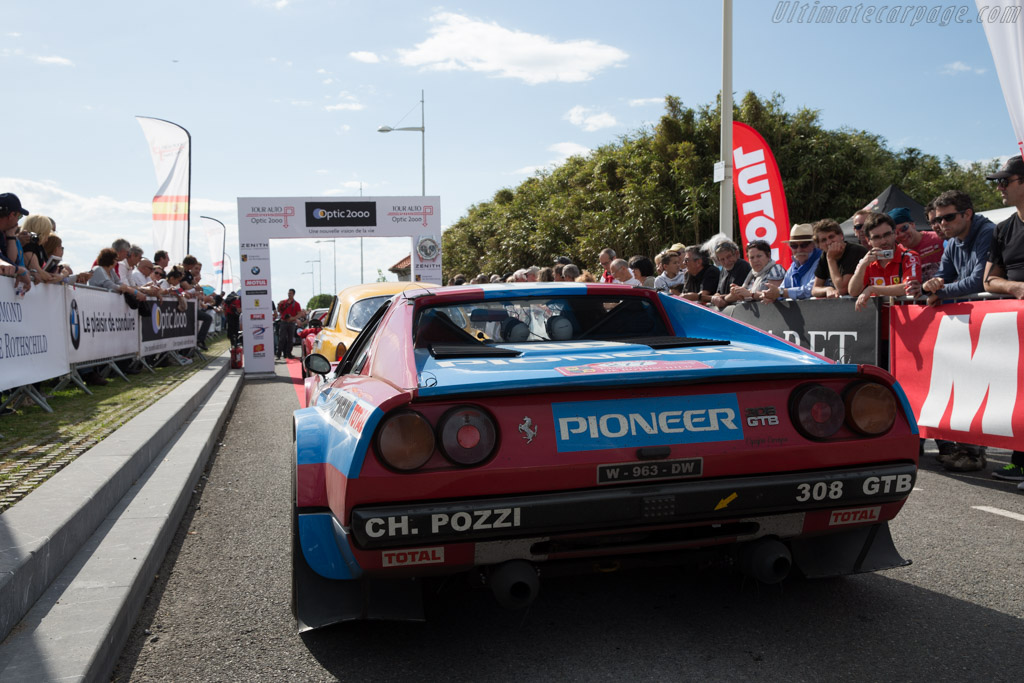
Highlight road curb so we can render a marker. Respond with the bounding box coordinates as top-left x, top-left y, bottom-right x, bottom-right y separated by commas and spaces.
0, 355, 236, 652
